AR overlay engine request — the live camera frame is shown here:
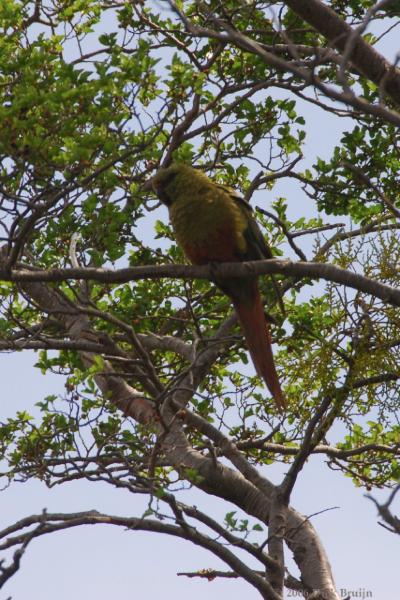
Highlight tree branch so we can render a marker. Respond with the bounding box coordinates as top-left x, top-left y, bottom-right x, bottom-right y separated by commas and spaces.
0, 510, 280, 598
168, 1, 400, 125
2, 258, 400, 308
284, 0, 400, 107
